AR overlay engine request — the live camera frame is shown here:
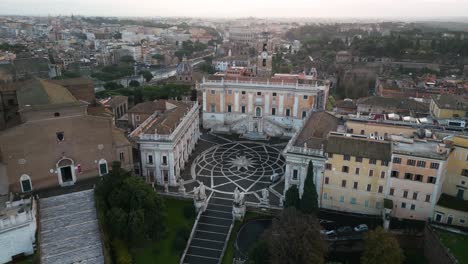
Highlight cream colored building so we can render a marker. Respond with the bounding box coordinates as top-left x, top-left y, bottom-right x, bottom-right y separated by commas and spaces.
321, 133, 392, 215
433, 135, 468, 227
201, 76, 329, 138
429, 94, 467, 119
386, 139, 449, 221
